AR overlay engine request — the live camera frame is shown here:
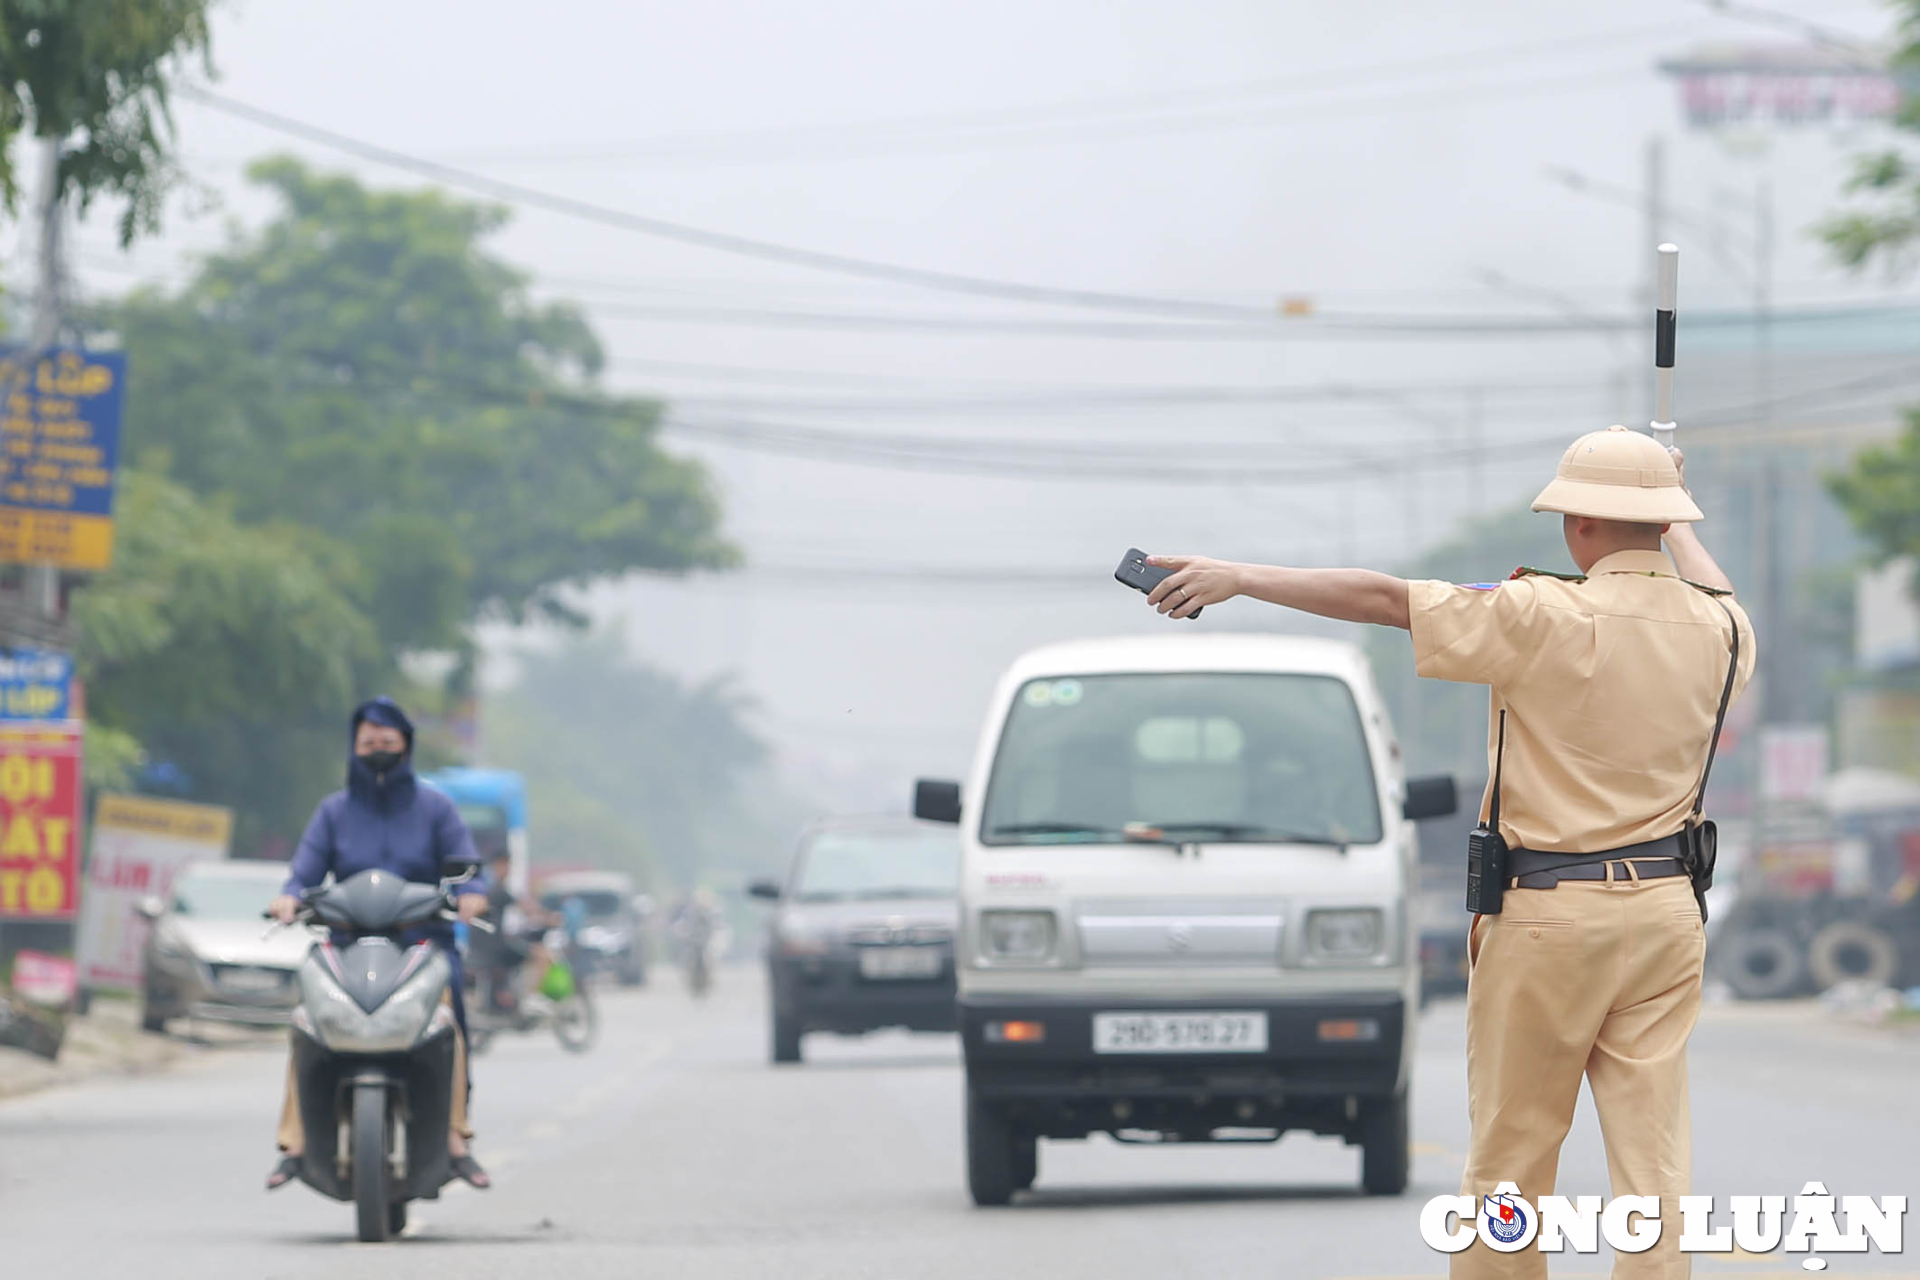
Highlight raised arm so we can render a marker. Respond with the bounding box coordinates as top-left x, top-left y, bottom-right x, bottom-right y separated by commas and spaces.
1662, 447, 1734, 593
1146, 557, 1412, 629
